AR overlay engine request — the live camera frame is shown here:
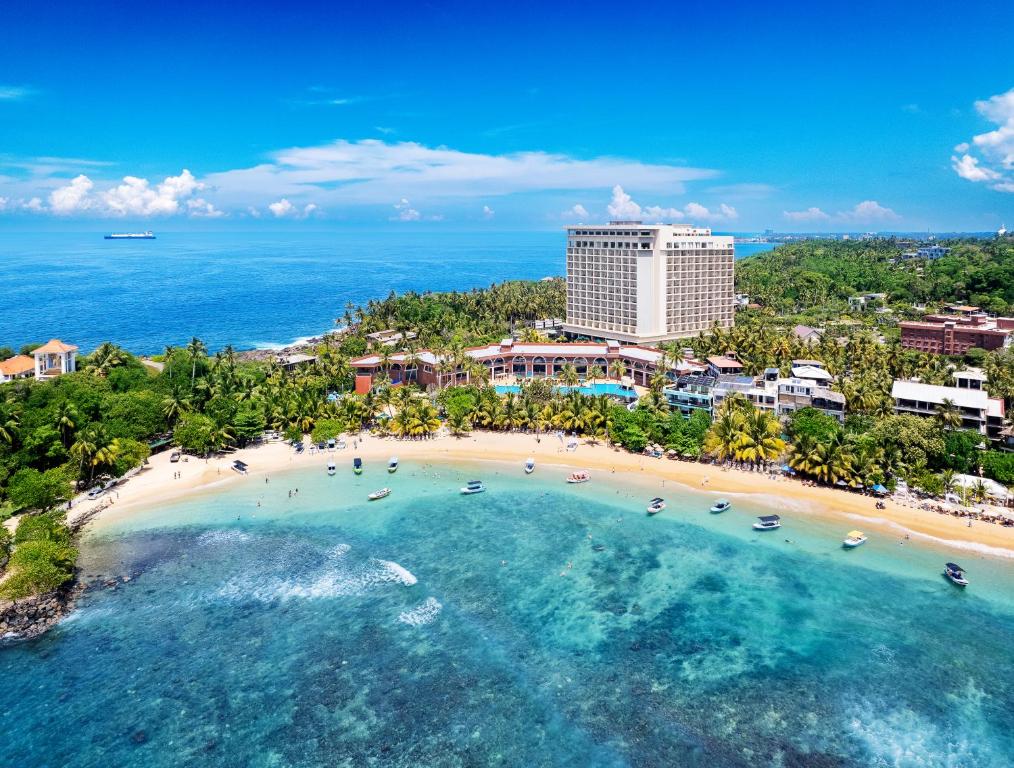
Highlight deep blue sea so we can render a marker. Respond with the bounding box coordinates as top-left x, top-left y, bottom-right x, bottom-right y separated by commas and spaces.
2, 457, 1012, 767
0, 232, 776, 354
